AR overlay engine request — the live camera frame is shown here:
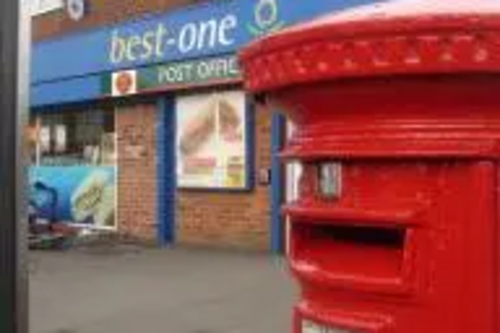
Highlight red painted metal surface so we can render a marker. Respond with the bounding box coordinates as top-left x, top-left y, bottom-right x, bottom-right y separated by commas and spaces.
241, 0, 500, 93
240, 0, 500, 332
